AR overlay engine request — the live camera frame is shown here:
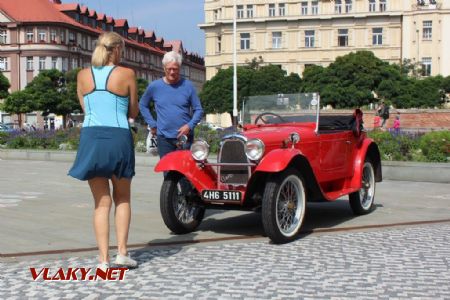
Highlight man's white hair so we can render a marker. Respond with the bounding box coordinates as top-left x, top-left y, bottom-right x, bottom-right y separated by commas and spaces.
162, 51, 182, 66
